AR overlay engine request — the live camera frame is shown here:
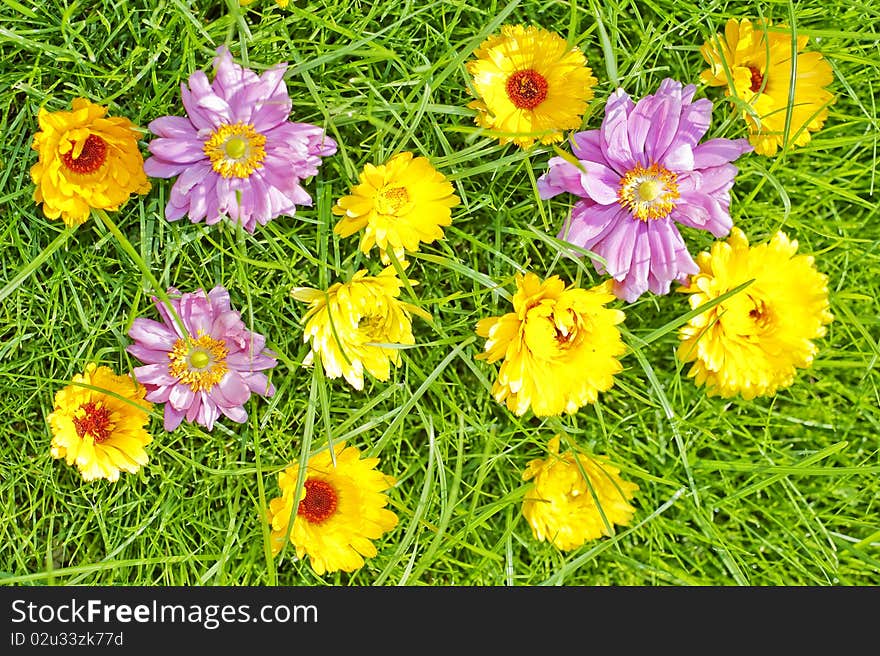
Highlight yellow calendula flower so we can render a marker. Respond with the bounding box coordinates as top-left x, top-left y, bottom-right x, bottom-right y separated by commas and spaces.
30, 98, 151, 227
700, 18, 835, 156
291, 266, 431, 390
333, 152, 459, 264
267, 441, 399, 575
47, 363, 153, 482
466, 24, 597, 148
677, 228, 833, 399
476, 273, 626, 417
522, 435, 638, 551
